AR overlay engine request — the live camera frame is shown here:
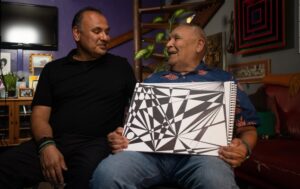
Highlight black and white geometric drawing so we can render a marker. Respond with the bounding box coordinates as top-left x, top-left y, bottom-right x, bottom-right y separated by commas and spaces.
123, 82, 236, 156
